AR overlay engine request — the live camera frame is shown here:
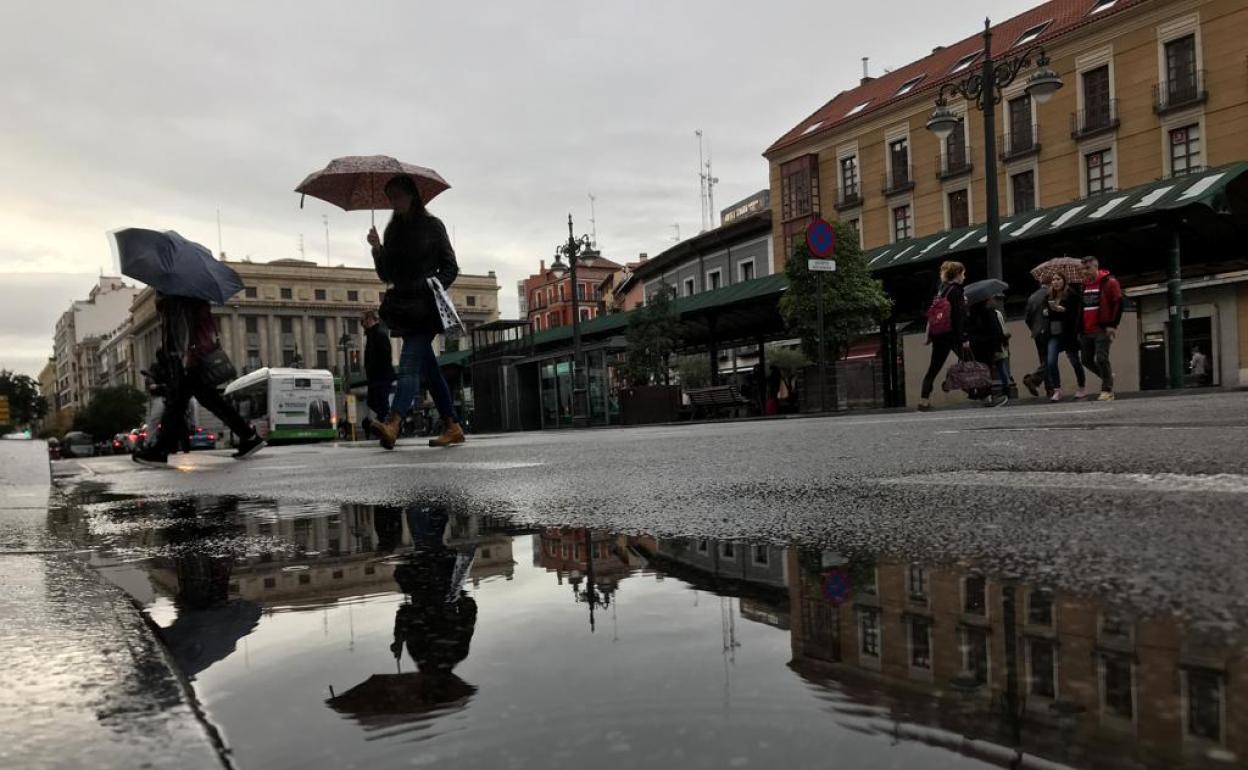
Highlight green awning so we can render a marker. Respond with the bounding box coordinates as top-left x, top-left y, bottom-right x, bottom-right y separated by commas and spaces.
437, 349, 472, 368
866, 162, 1248, 273
526, 271, 789, 348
